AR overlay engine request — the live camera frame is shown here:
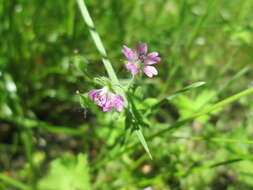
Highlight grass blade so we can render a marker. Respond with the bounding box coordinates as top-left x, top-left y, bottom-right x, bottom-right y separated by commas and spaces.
176, 155, 253, 177
171, 135, 253, 145
0, 173, 31, 190
149, 87, 253, 140
145, 81, 206, 115
187, 0, 218, 48
3, 116, 84, 136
